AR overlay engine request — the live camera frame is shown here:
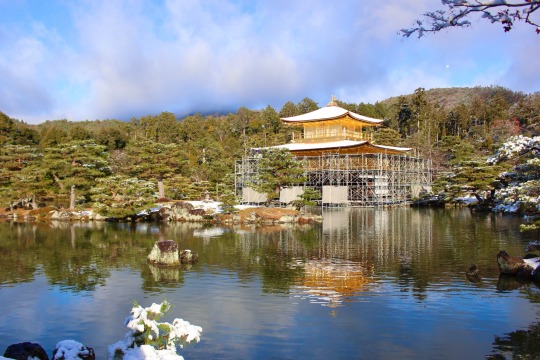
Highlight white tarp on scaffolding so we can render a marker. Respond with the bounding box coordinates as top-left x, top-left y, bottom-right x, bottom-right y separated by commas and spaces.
280, 186, 304, 204
242, 187, 267, 203
411, 184, 432, 198
374, 178, 389, 195
322, 186, 349, 205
